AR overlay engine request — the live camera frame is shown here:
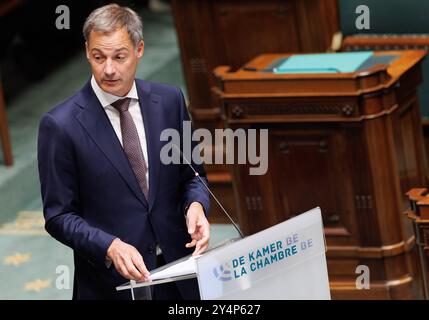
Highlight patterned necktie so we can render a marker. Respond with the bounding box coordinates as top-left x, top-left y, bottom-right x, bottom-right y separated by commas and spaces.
111, 98, 149, 200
